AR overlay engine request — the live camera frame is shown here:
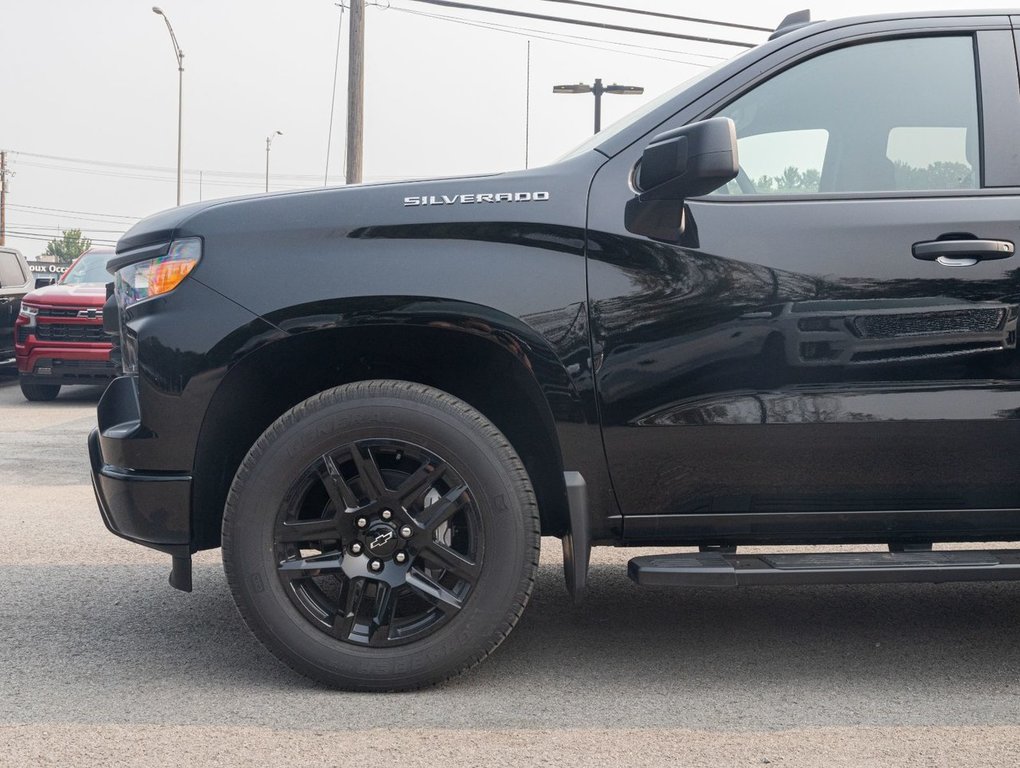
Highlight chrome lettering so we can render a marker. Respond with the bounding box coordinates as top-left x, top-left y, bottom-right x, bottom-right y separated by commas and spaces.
403, 191, 550, 206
